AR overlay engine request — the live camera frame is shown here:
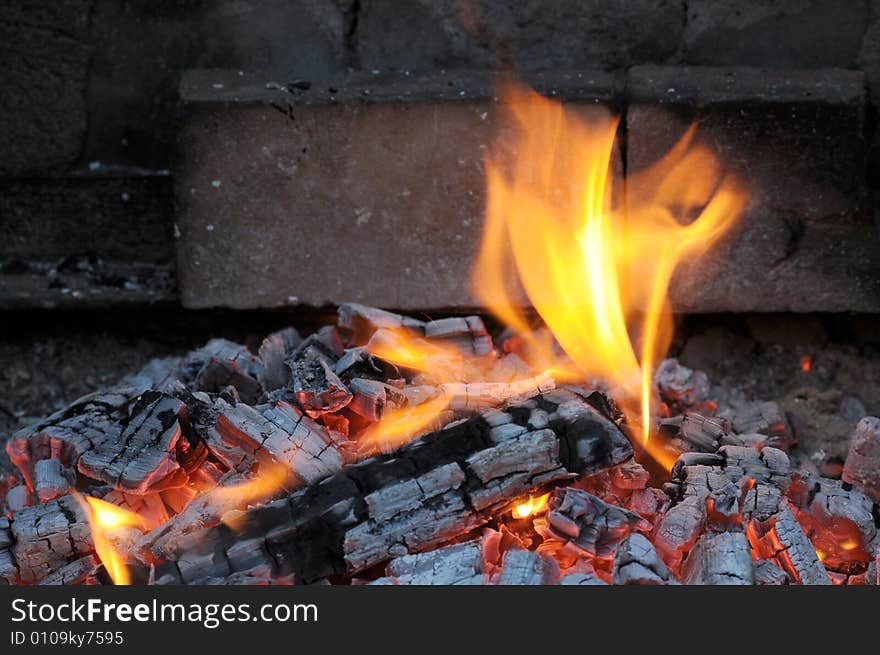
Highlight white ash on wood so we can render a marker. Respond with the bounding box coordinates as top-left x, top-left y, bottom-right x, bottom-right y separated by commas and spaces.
77, 392, 190, 495
147, 391, 633, 584
5, 389, 132, 490
180, 339, 264, 405
681, 531, 754, 585
747, 503, 830, 585
612, 533, 679, 585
